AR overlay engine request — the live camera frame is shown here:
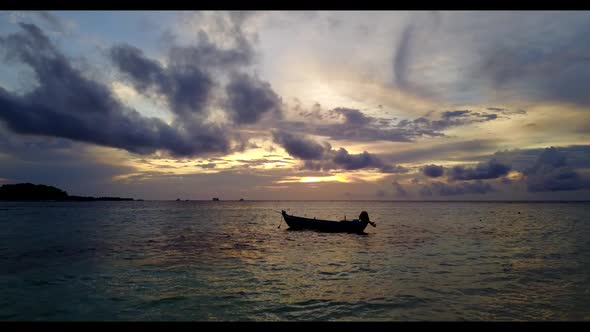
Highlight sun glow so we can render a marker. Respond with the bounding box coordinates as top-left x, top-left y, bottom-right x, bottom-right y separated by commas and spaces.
277, 175, 349, 184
